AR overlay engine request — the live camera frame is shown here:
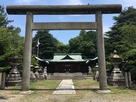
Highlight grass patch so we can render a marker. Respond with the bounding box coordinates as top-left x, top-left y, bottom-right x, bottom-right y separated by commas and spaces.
109, 86, 136, 94
18, 80, 61, 102
29, 80, 61, 89
7, 80, 61, 91
73, 79, 99, 89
